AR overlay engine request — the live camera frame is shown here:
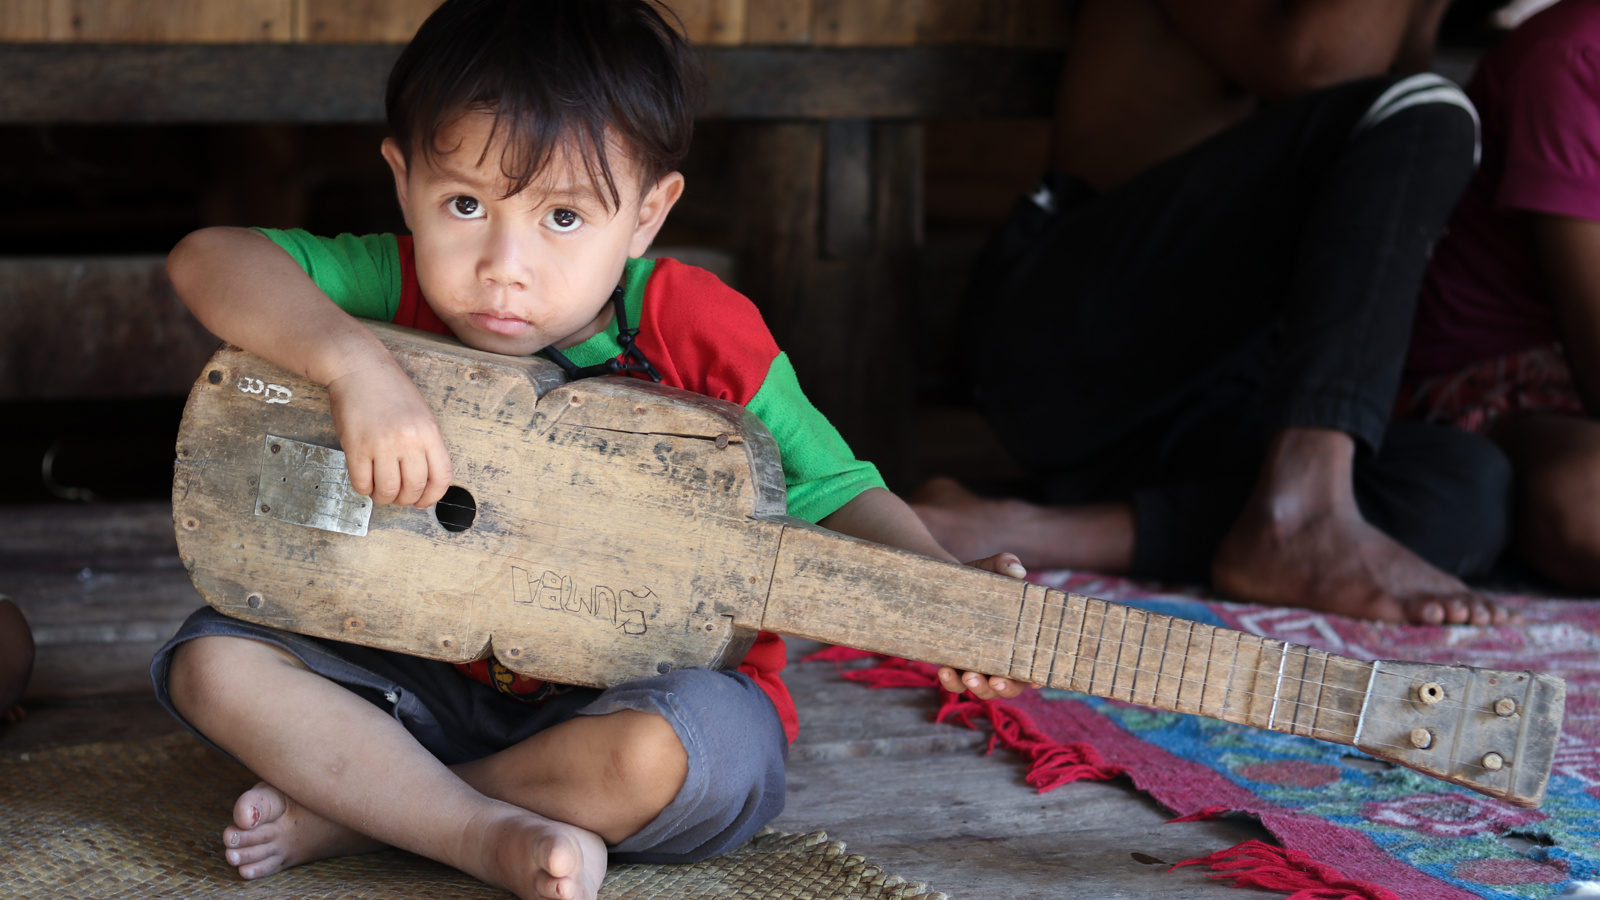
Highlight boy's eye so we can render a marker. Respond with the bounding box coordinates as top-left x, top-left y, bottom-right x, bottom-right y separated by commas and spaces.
449, 196, 484, 219
545, 208, 582, 233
